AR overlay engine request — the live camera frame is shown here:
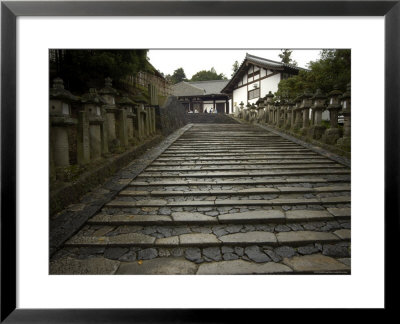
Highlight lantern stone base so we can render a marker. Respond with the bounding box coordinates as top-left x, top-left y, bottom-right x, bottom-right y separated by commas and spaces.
337, 136, 351, 152
308, 125, 326, 140
322, 127, 342, 145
